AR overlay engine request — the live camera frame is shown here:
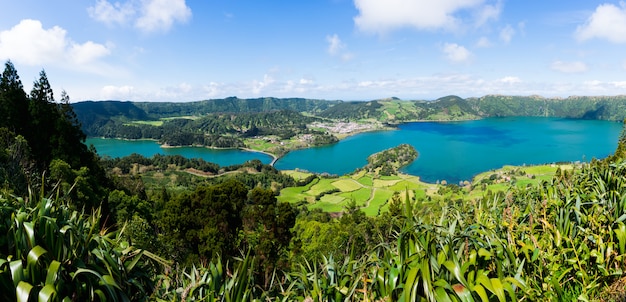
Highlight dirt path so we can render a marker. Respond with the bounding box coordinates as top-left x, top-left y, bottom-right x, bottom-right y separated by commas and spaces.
364, 187, 377, 208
